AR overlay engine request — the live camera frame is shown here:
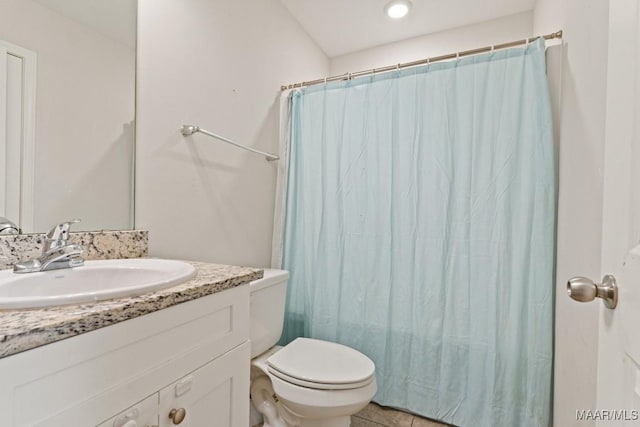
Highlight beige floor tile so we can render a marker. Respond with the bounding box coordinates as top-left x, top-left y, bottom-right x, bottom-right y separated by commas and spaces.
411, 415, 450, 427
355, 403, 414, 427
351, 415, 387, 426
